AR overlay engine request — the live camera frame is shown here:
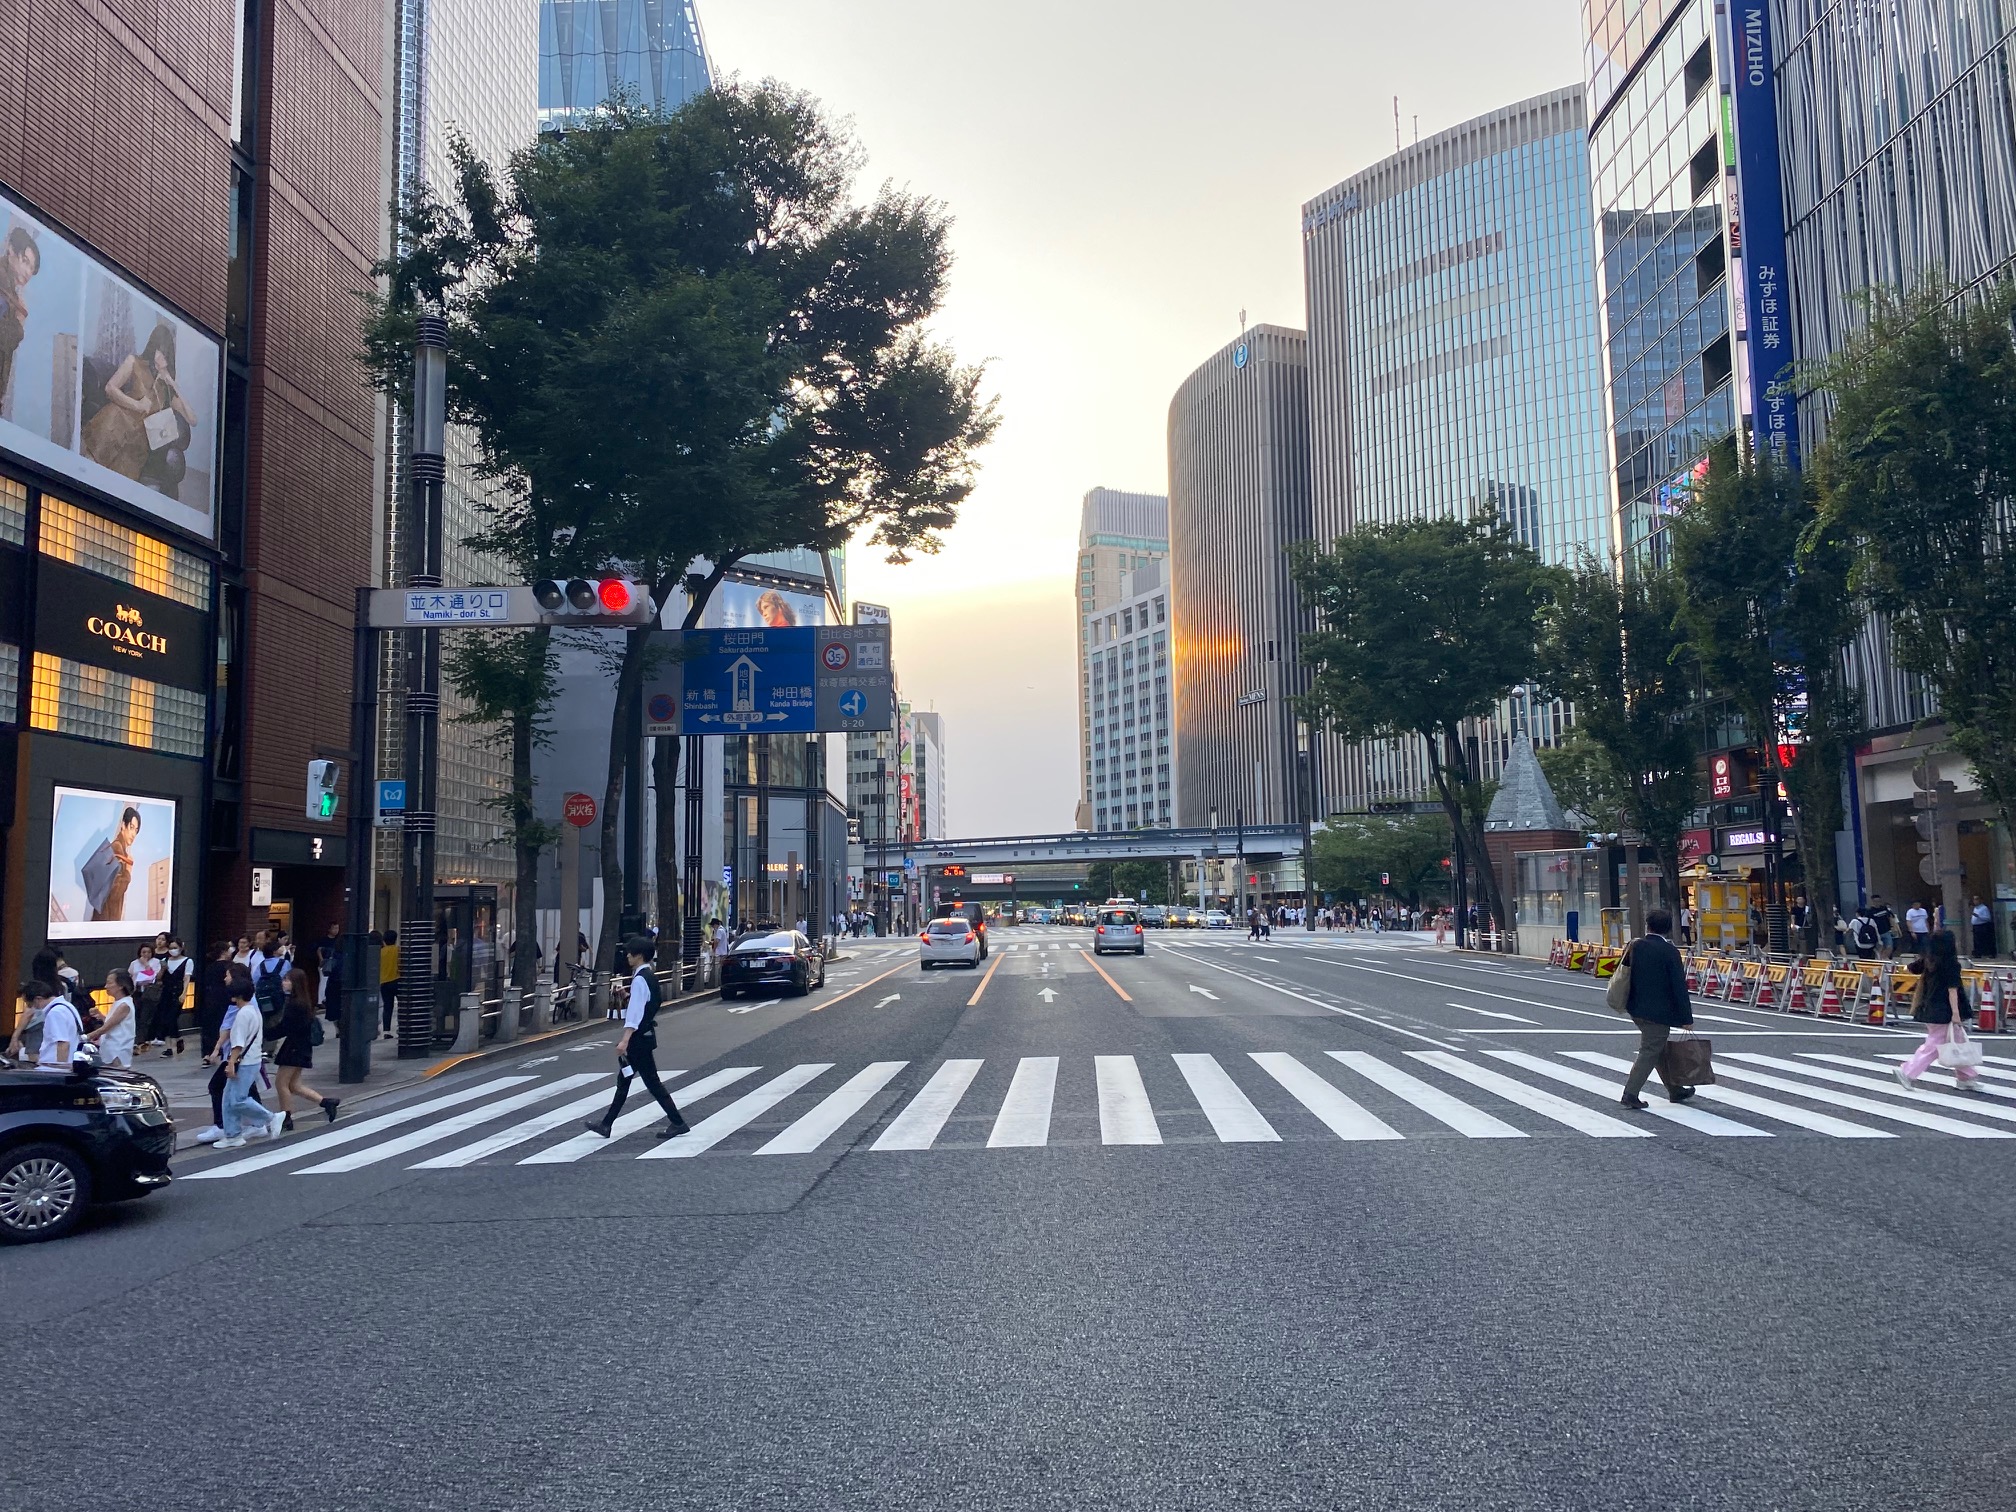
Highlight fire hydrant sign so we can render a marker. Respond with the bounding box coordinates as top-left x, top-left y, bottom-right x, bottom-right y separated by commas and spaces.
641, 626, 893, 736
562, 792, 597, 828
